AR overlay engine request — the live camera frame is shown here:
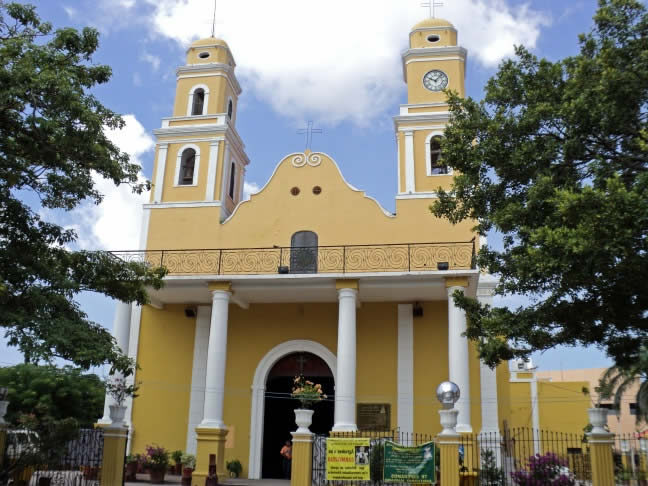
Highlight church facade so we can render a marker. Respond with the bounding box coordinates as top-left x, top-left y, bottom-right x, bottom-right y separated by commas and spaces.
98, 17, 558, 481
